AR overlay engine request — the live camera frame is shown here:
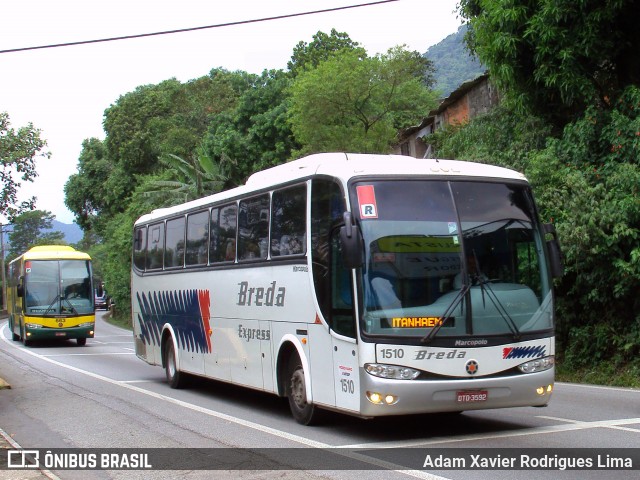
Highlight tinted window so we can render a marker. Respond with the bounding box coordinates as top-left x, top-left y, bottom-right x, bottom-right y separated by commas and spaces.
165, 217, 185, 268
271, 184, 306, 257
185, 211, 209, 266
133, 227, 147, 271
147, 223, 164, 270
210, 203, 237, 263
238, 195, 269, 261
